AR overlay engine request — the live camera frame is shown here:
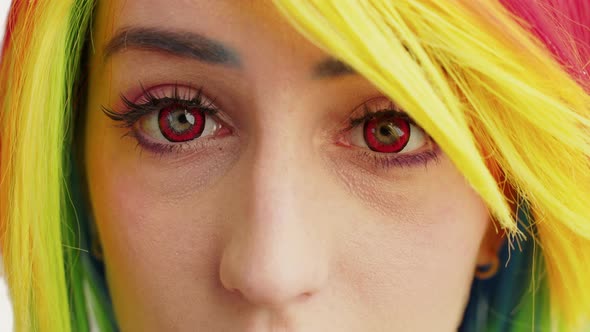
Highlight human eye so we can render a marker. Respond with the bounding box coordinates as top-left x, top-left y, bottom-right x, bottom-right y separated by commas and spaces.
102, 84, 233, 155
338, 97, 440, 169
